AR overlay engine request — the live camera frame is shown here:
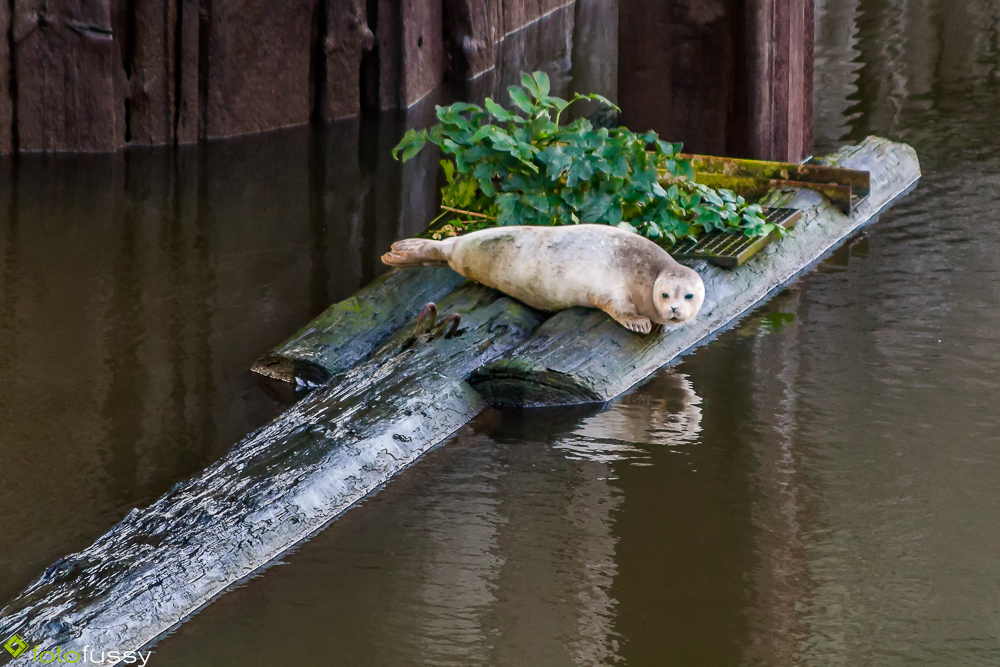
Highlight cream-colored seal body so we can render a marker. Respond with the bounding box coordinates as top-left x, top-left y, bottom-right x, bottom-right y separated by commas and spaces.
382, 224, 705, 334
